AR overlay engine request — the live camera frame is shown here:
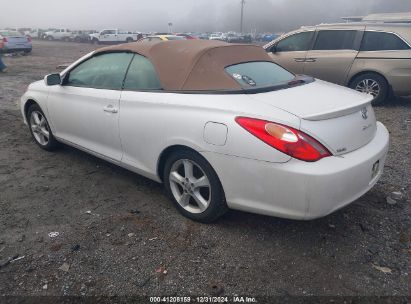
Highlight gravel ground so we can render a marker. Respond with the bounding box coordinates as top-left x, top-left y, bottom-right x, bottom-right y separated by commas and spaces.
0, 40, 410, 298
